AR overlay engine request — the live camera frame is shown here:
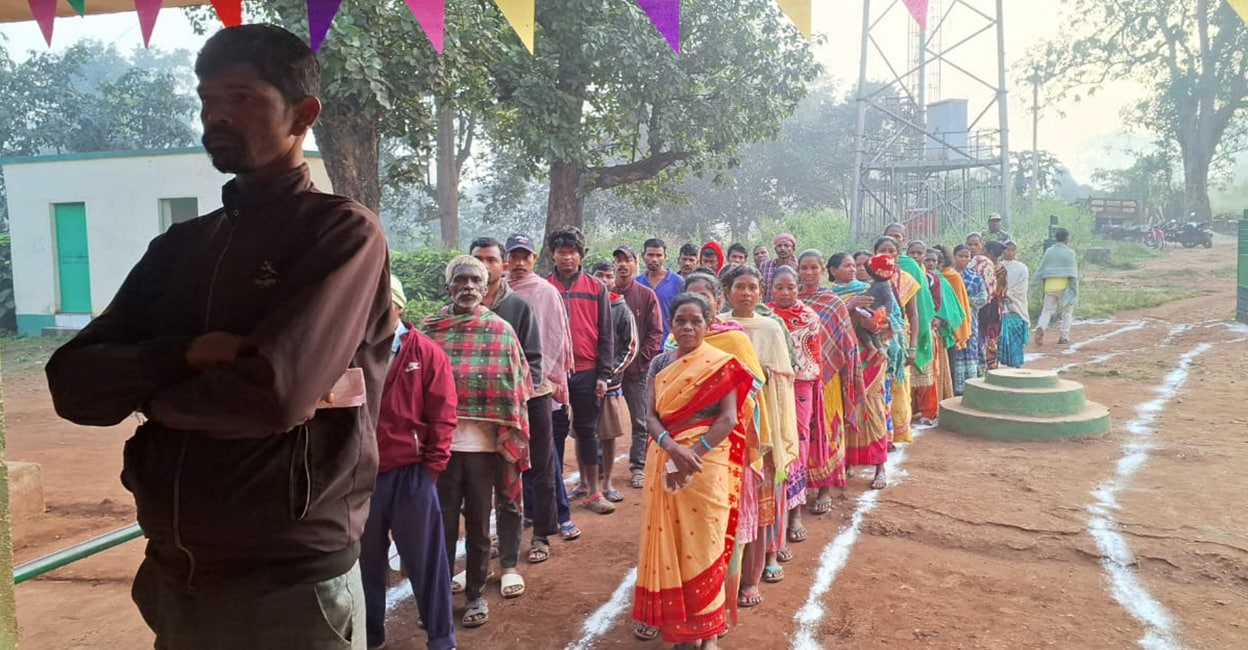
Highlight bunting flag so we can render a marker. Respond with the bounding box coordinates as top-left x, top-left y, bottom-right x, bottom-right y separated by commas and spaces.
27, 0, 56, 45
903, 0, 929, 31
307, 0, 344, 52
1229, 0, 1248, 25
492, 0, 535, 54
68, 0, 86, 16
210, 0, 243, 27
636, 0, 680, 52
776, 0, 811, 40
405, 0, 446, 53
135, 0, 163, 48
